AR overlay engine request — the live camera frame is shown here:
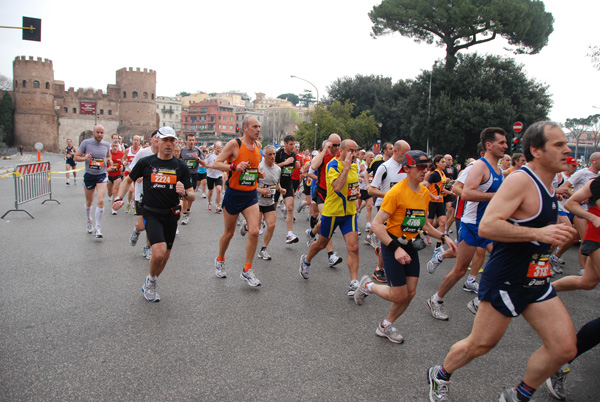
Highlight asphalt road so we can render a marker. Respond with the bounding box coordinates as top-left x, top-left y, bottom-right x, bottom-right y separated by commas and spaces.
0, 152, 598, 401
